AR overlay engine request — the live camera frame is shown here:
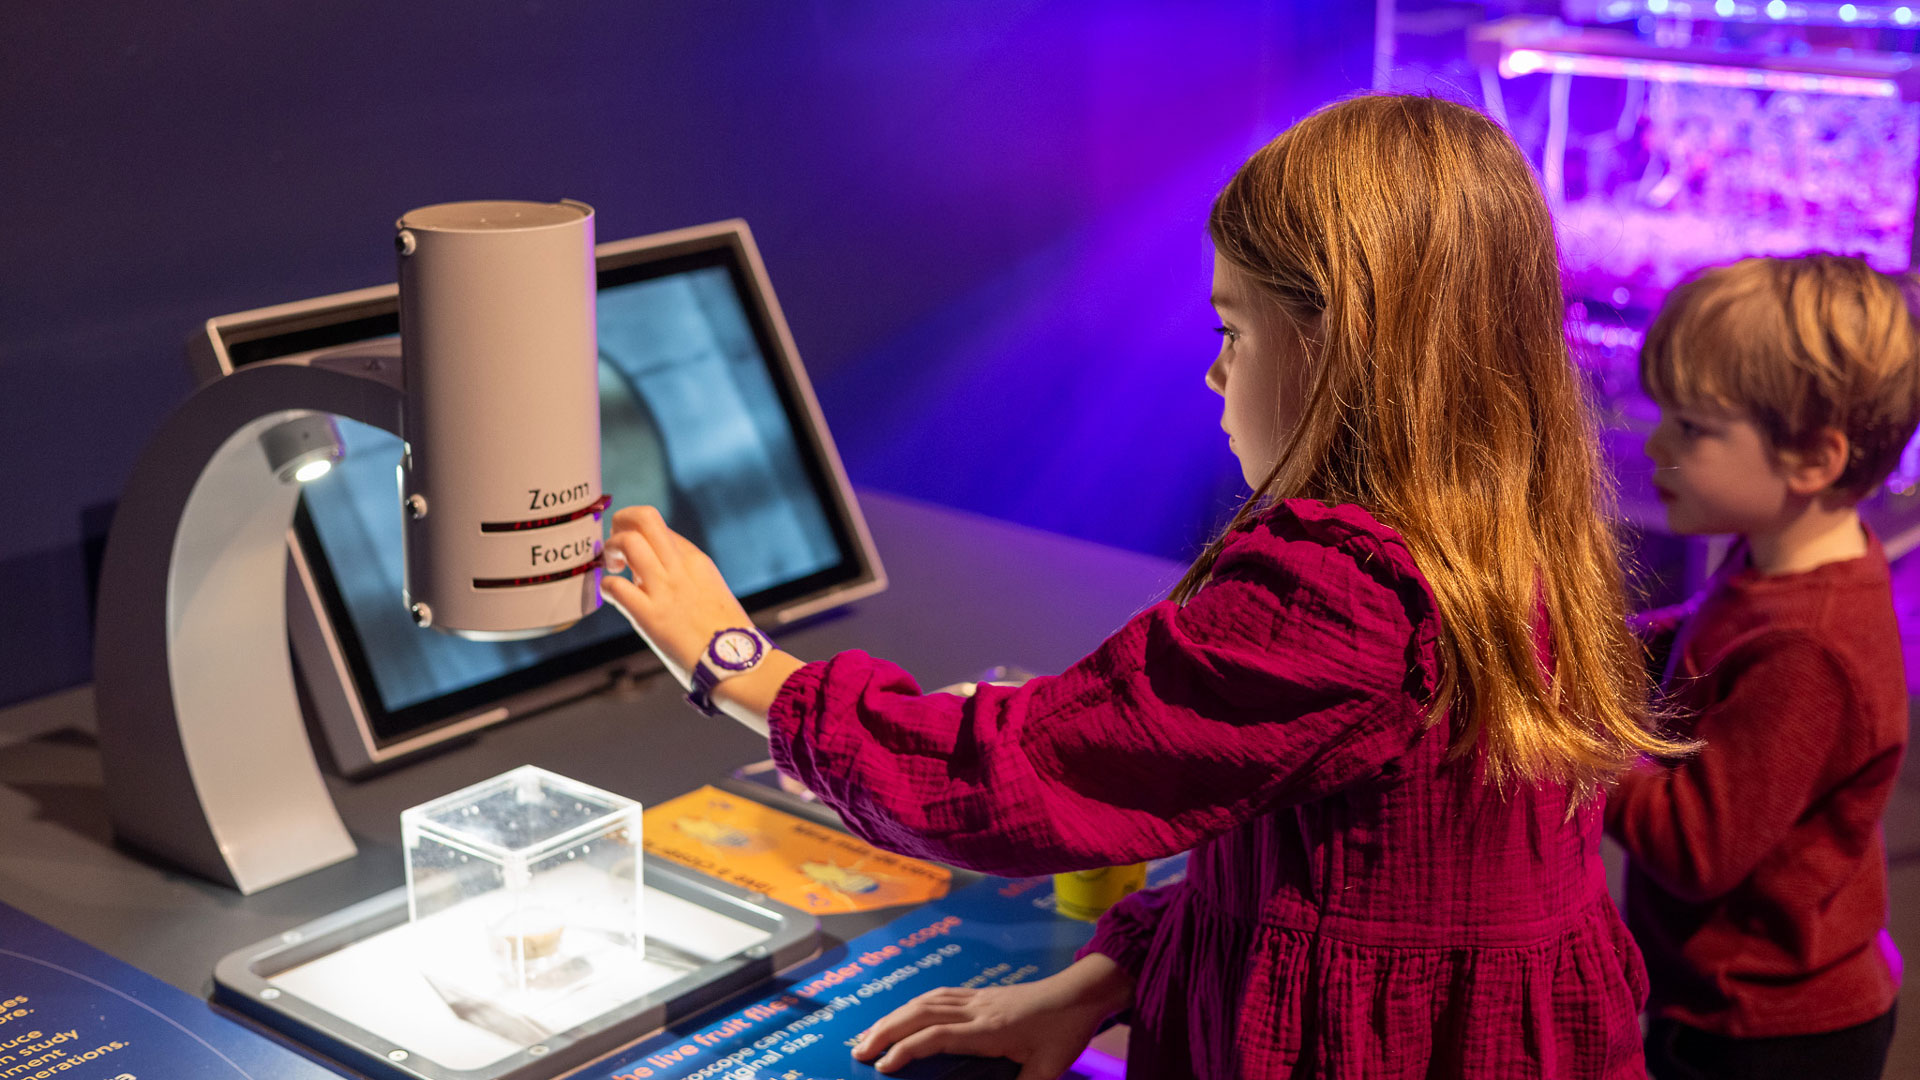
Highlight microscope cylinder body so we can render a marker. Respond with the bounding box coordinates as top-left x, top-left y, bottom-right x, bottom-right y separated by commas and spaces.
397, 200, 605, 640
